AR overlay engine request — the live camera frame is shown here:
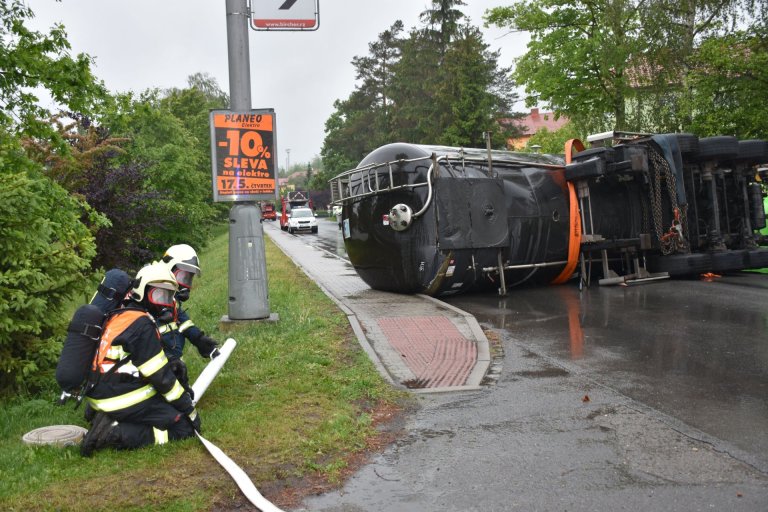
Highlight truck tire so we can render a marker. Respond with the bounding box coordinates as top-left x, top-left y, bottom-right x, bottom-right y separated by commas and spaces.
695, 136, 739, 162
710, 250, 749, 273
747, 249, 768, 269
735, 140, 768, 165
675, 133, 699, 157
646, 253, 712, 277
